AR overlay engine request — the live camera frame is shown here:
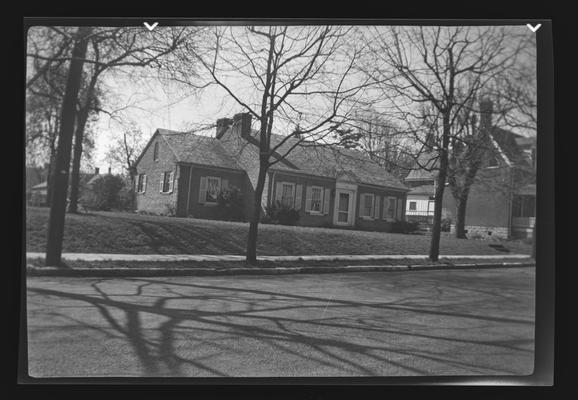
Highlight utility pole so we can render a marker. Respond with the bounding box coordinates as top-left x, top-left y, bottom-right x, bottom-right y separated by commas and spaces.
45, 26, 91, 266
